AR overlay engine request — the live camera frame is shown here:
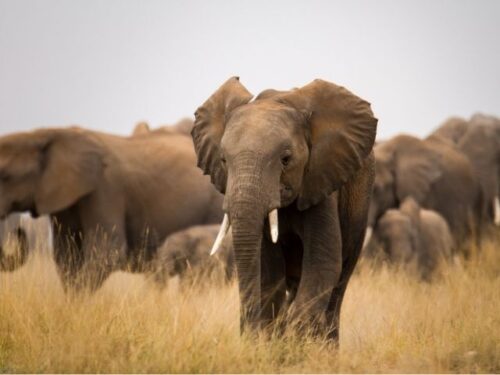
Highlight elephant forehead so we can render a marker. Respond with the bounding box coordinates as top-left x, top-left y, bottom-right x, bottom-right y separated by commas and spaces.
222, 103, 305, 152
227, 101, 302, 132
